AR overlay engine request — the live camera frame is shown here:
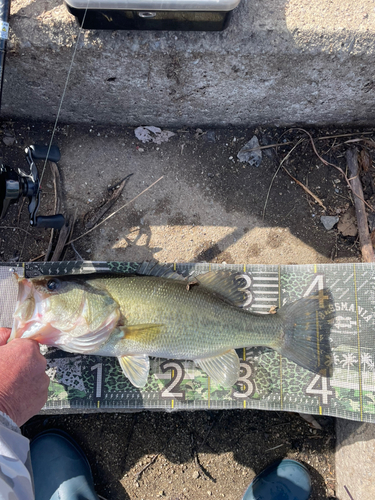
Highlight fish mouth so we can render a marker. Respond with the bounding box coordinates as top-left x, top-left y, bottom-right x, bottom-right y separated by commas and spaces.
10, 277, 60, 344
10, 275, 121, 352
